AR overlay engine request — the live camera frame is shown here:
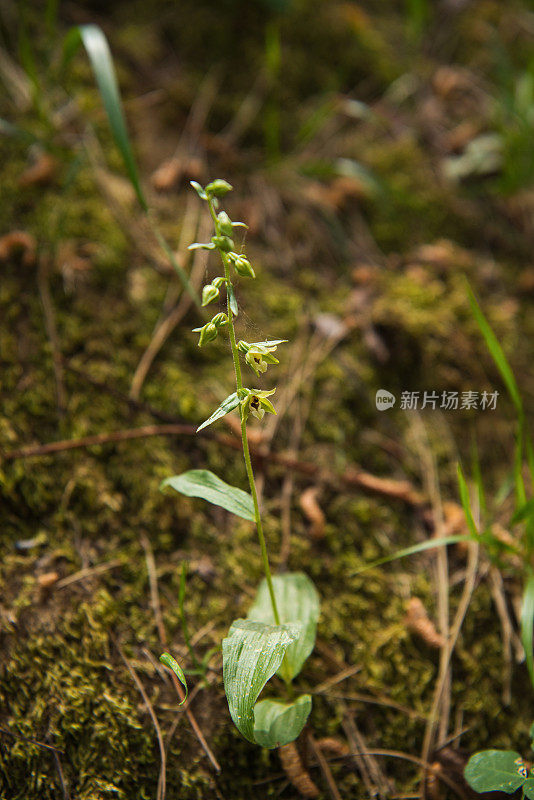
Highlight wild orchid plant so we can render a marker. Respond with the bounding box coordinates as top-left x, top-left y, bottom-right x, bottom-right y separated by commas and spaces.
159, 179, 320, 749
